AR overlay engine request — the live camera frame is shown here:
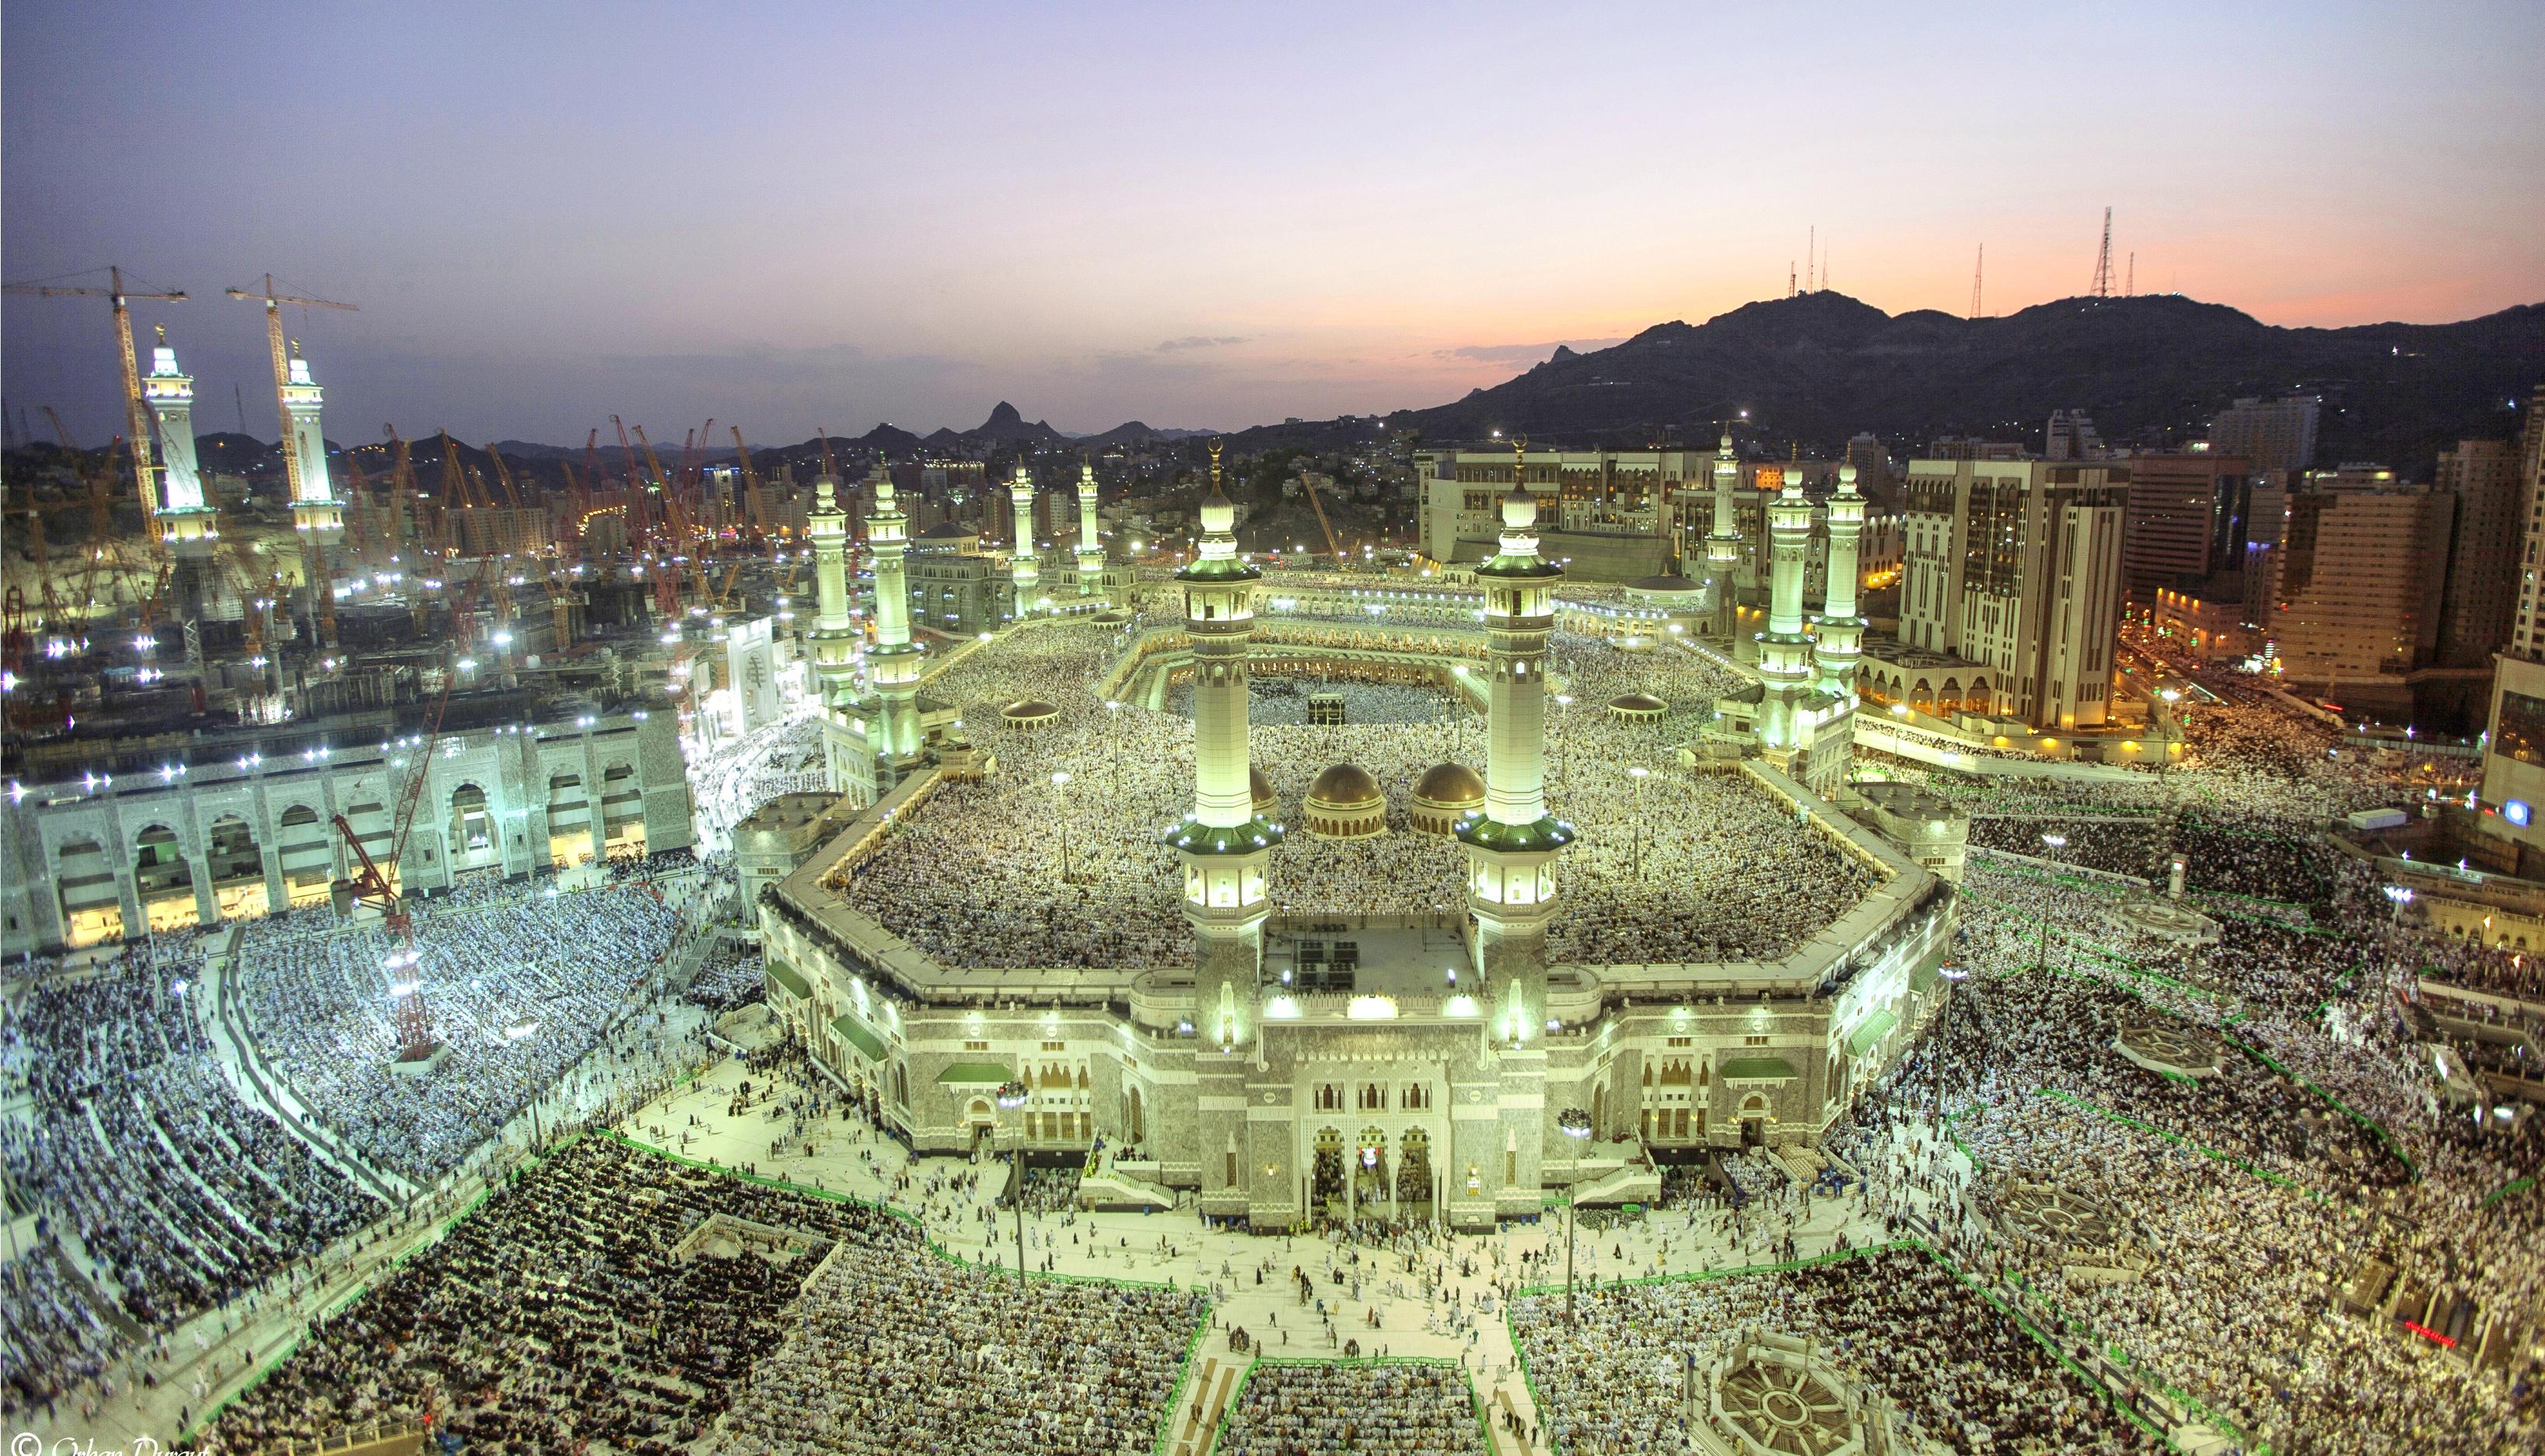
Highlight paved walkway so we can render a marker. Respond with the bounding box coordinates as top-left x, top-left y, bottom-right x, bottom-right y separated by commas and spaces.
622, 1053, 1923, 1455
20, 1019, 1956, 1454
